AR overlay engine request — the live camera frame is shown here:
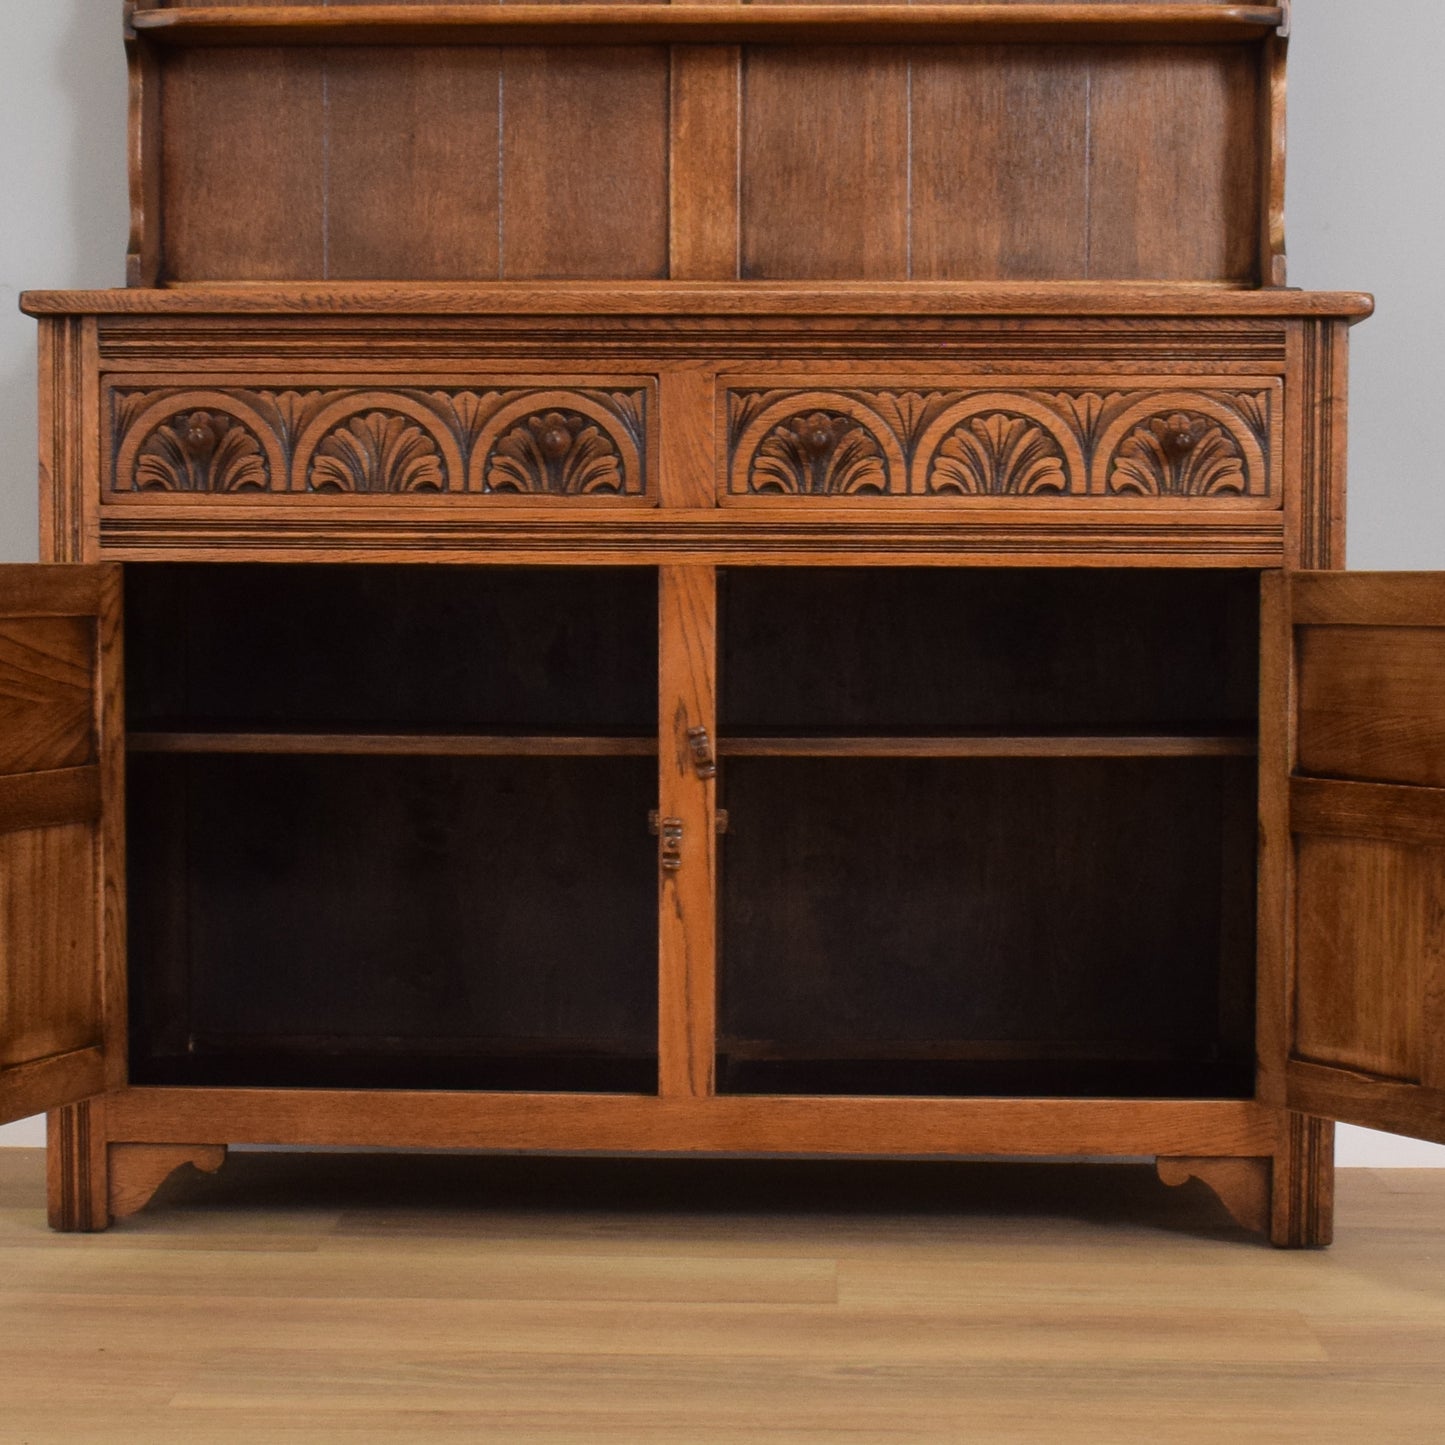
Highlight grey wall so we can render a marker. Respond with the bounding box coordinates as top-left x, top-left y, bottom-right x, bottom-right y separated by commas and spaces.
1, 2, 1442, 1162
